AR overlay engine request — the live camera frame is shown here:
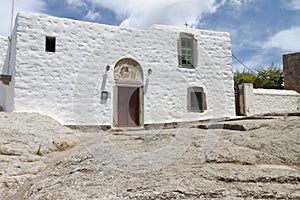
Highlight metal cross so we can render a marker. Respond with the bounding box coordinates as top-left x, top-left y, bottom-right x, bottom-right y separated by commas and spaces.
184, 21, 189, 28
